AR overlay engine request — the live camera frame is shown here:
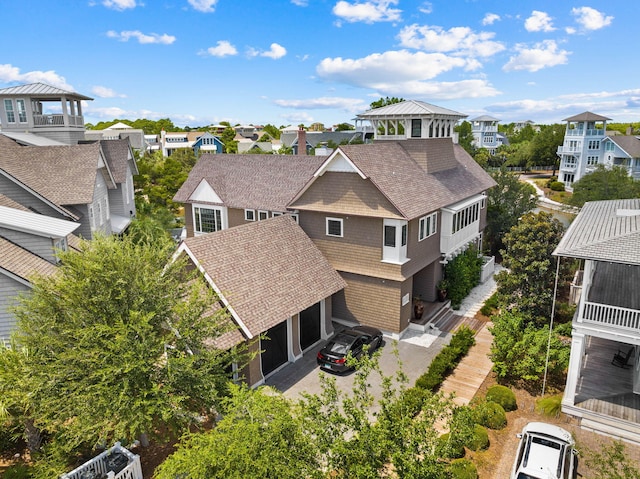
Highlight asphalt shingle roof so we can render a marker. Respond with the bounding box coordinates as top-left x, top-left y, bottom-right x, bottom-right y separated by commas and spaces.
607, 136, 640, 157
0, 134, 101, 205
553, 199, 640, 265
174, 153, 326, 210
0, 237, 58, 282
182, 215, 346, 338
562, 111, 612, 122
100, 138, 133, 183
